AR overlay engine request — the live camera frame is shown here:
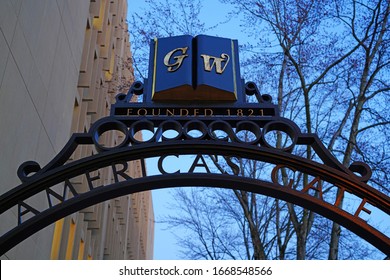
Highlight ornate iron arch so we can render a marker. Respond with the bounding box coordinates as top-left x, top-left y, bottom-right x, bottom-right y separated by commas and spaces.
0, 80, 389, 257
